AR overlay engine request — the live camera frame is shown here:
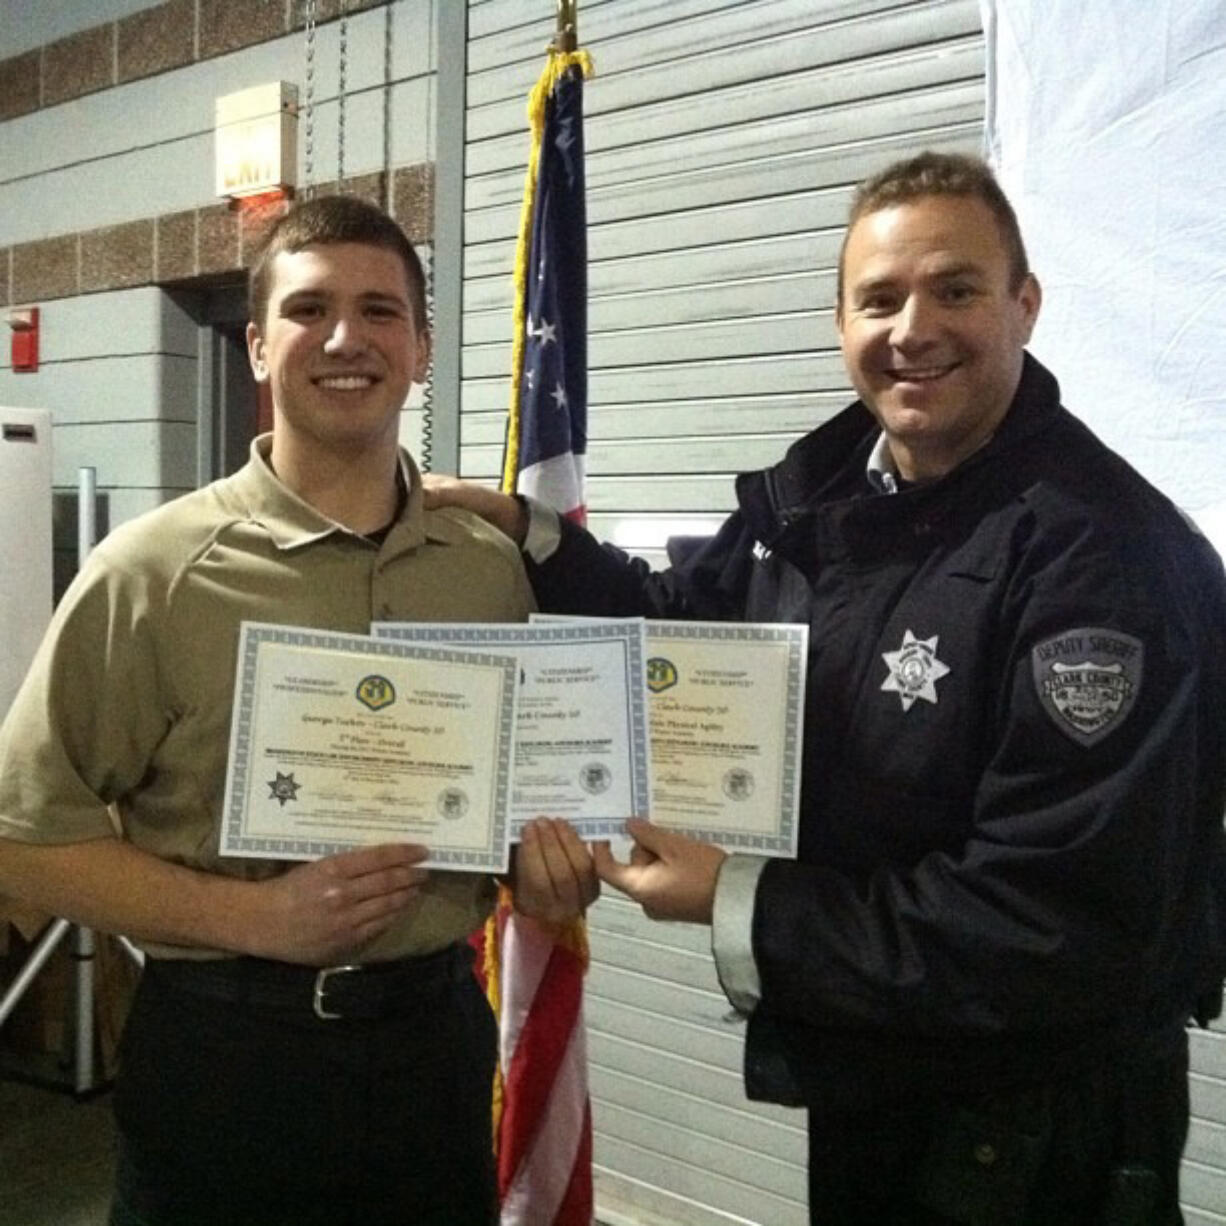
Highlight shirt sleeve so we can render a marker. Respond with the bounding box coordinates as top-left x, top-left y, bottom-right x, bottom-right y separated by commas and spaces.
0, 546, 167, 844
521, 496, 563, 564
712, 853, 768, 1014
525, 505, 758, 622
